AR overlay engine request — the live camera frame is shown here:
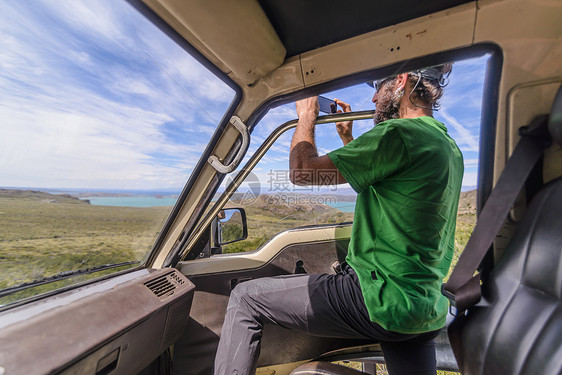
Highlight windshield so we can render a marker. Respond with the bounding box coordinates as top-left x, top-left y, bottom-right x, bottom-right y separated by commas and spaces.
0, 0, 235, 304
